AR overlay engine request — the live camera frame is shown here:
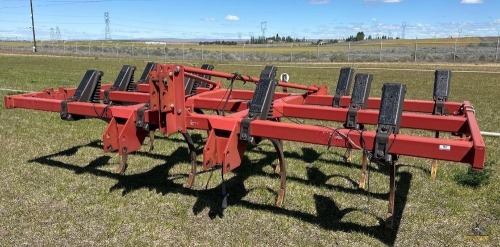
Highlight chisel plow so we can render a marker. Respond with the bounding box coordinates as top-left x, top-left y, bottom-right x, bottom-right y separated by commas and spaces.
4, 62, 486, 231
